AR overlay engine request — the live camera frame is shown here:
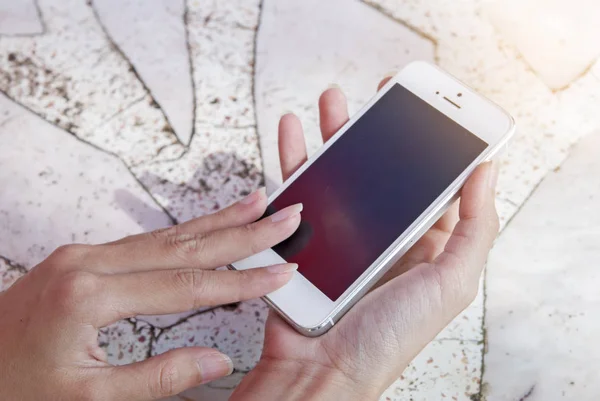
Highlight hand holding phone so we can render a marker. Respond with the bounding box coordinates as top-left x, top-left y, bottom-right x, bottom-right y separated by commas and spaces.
231, 62, 513, 335
230, 67, 504, 400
